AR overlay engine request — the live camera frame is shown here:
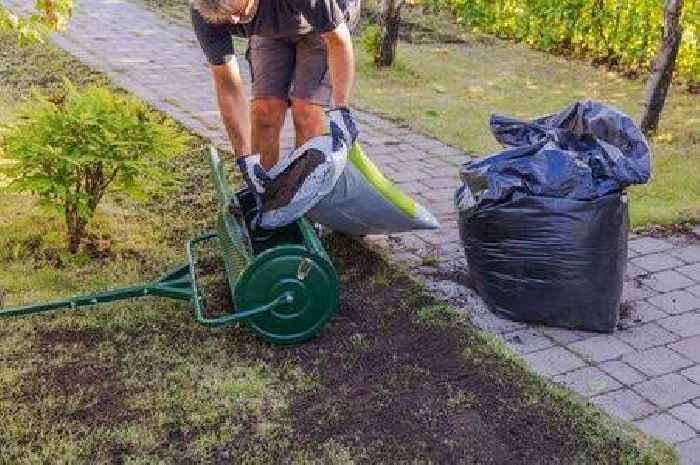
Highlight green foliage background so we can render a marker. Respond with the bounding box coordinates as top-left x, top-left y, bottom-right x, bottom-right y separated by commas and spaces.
452, 0, 699, 82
